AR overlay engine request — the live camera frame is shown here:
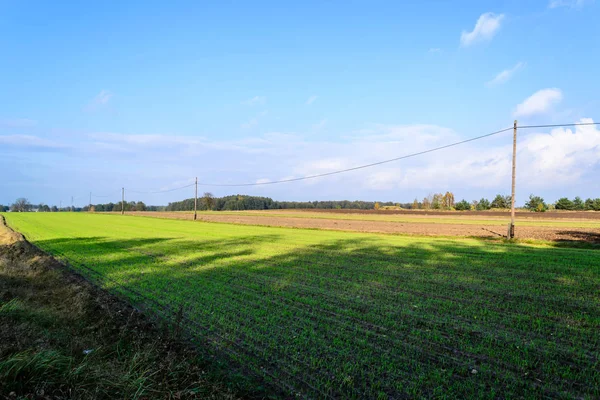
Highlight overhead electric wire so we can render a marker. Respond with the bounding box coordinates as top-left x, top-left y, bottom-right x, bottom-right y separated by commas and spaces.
197, 126, 515, 187
194, 121, 598, 188
71, 120, 598, 196
519, 122, 600, 129
127, 182, 195, 194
